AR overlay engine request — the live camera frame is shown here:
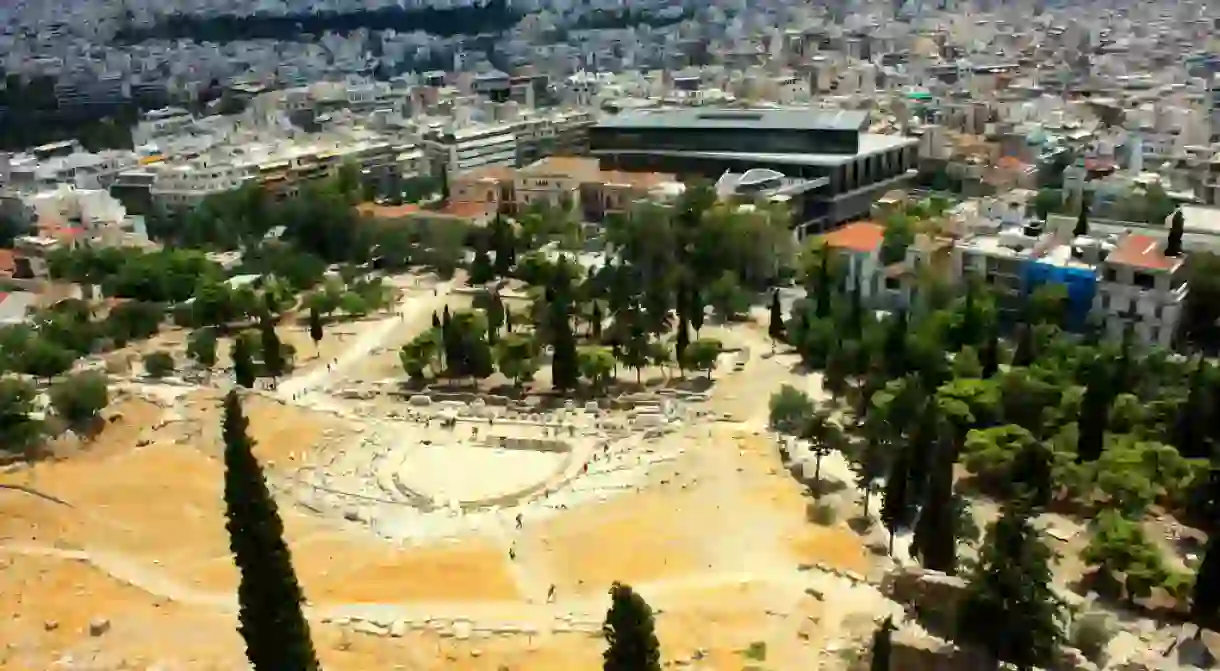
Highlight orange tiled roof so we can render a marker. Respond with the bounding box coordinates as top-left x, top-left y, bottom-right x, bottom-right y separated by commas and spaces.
355, 202, 422, 219
457, 165, 516, 182
1108, 234, 1180, 271
821, 221, 886, 253
441, 201, 496, 219
0, 249, 14, 276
